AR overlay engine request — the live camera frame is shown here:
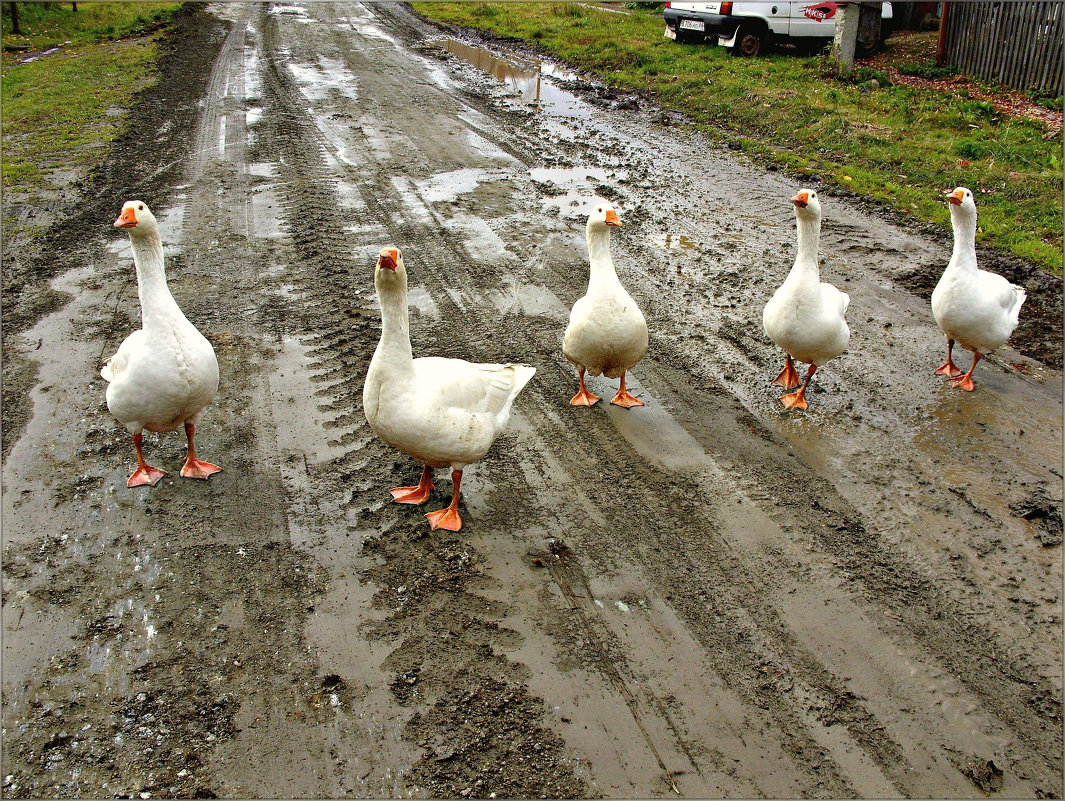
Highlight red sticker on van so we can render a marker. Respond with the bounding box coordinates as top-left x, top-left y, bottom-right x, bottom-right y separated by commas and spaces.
801, 2, 839, 21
